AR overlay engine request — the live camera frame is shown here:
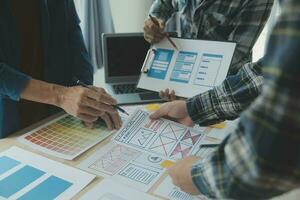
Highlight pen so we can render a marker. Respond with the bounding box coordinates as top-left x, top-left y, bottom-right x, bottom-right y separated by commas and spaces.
73, 77, 129, 116
148, 14, 179, 50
